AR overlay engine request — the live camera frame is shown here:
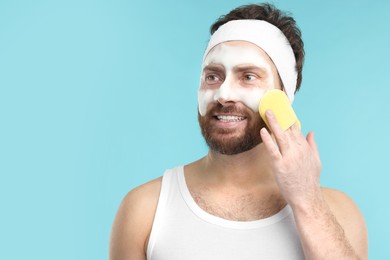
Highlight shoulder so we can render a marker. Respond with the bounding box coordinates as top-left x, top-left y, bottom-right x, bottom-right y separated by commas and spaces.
125, 177, 163, 207
109, 177, 162, 260
321, 187, 364, 222
121, 177, 163, 223
321, 187, 368, 258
